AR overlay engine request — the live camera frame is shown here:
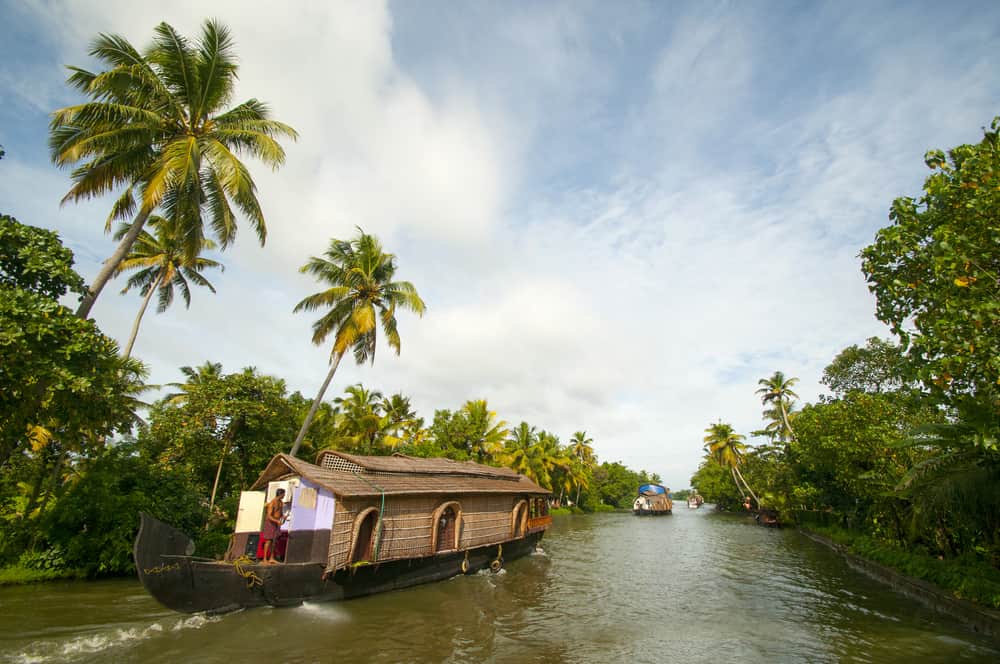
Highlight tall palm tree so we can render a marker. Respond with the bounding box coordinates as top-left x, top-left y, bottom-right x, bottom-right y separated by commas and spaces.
569, 431, 595, 505
49, 20, 296, 319
114, 217, 222, 358
461, 399, 509, 465
290, 230, 425, 457
703, 421, 760, 507
756, 371, 800, 443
